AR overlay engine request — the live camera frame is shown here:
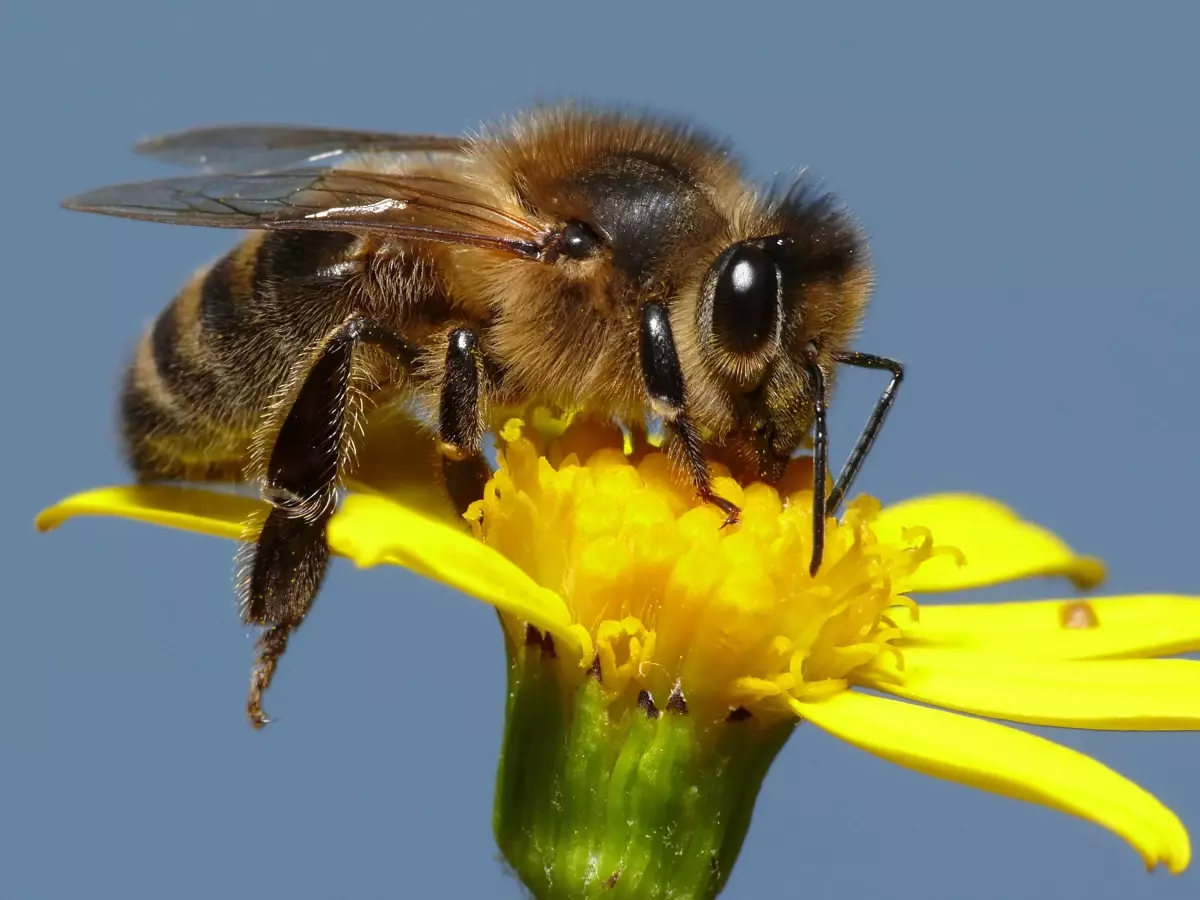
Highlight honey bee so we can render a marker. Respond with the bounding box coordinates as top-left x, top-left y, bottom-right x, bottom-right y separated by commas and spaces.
65, 106, 902, 726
